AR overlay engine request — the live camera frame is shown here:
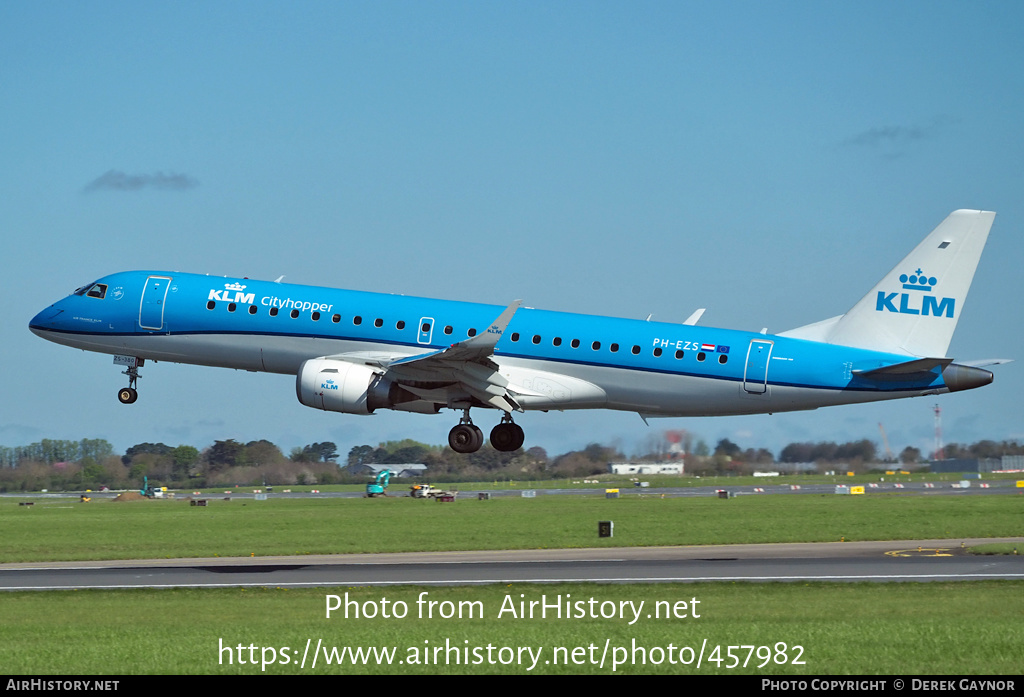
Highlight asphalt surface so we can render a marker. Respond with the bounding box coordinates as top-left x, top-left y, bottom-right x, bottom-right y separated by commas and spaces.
2, 538, 1022, 590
